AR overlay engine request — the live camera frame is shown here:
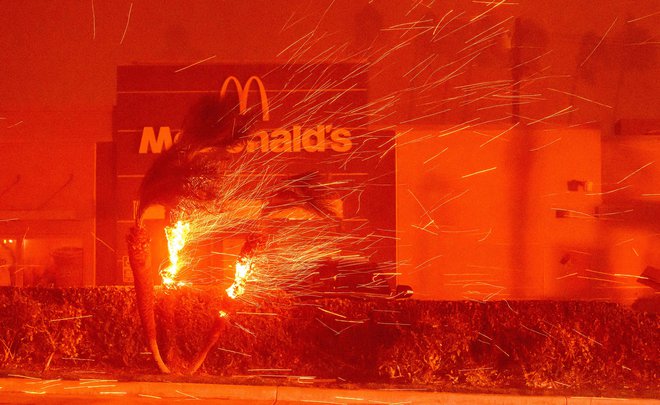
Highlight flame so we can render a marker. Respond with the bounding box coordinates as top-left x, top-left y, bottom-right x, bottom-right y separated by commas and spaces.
162, 220, 190, 287
226, 257, 252, 299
